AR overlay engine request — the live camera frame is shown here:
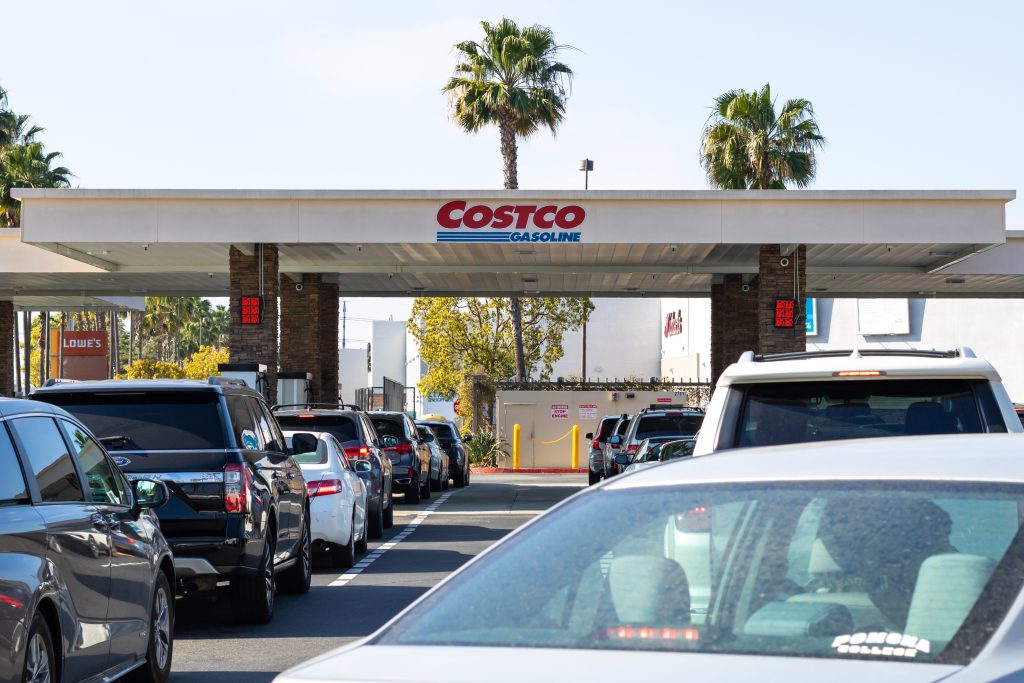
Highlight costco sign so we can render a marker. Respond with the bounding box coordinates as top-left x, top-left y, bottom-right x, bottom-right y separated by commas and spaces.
436, 201, 585, 243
